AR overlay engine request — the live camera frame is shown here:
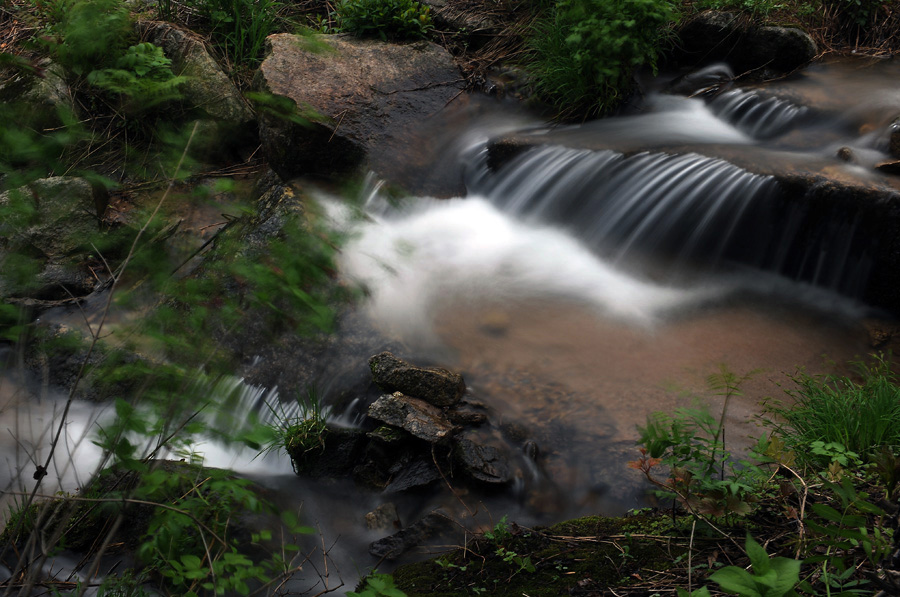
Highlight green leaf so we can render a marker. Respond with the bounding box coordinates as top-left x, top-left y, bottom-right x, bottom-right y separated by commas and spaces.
710, 567, 763, 597
745, 534, 771, 575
